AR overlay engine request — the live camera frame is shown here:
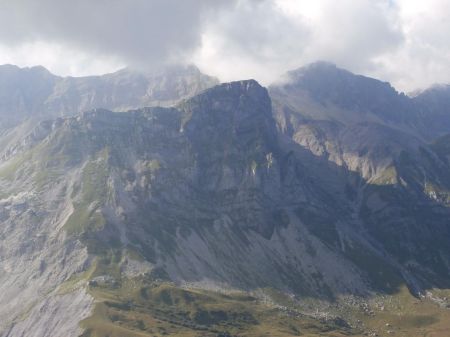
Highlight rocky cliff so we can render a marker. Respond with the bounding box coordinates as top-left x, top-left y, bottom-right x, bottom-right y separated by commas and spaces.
1, 64, 450, 336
